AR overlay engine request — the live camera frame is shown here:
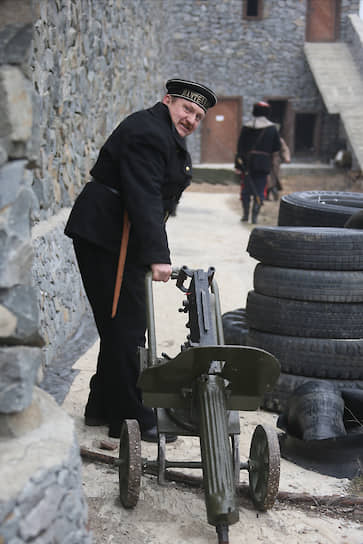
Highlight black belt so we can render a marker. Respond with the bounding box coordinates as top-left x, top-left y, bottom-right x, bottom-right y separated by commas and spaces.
92, 177, 120, 197
106, 186, 120, 197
